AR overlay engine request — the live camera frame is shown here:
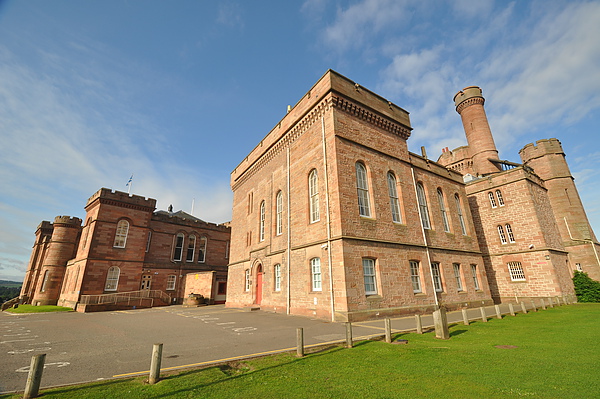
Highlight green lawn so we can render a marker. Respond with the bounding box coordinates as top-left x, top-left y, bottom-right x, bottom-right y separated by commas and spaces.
2, 304, 599, 398
4, 304, 73, 313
